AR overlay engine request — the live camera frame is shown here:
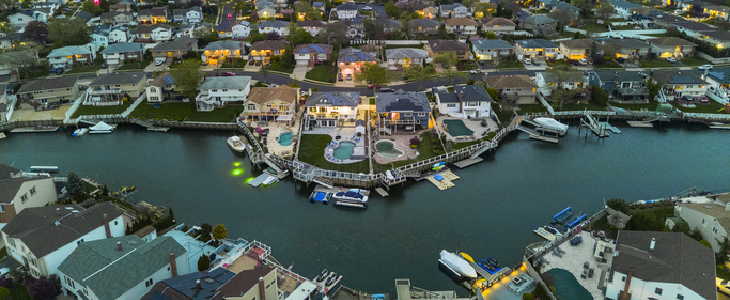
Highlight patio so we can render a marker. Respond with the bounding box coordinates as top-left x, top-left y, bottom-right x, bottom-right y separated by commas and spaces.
255, 112, 301, 157
303, 127, 367, 164
371, 130, 425, 165
437, 116, 499, 143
